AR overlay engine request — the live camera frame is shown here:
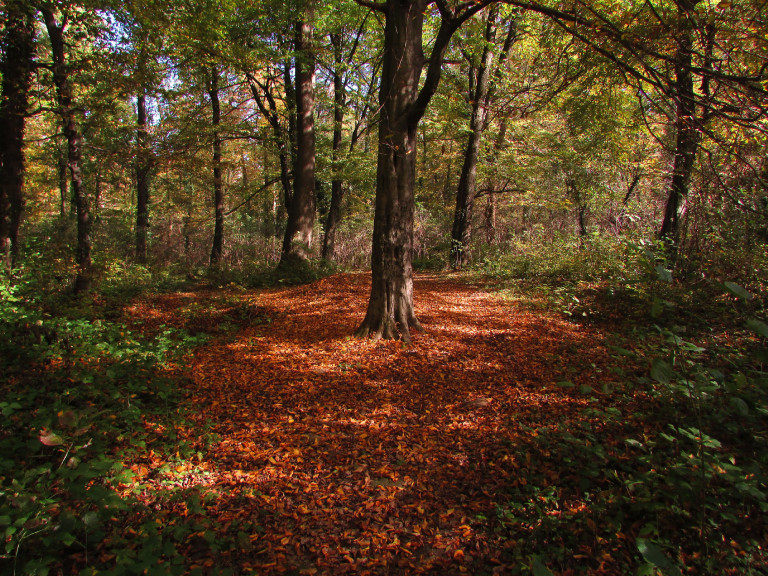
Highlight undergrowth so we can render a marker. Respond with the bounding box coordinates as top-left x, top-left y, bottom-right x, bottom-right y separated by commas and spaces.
0, 273, 204, 575
481, 234, 768, 574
